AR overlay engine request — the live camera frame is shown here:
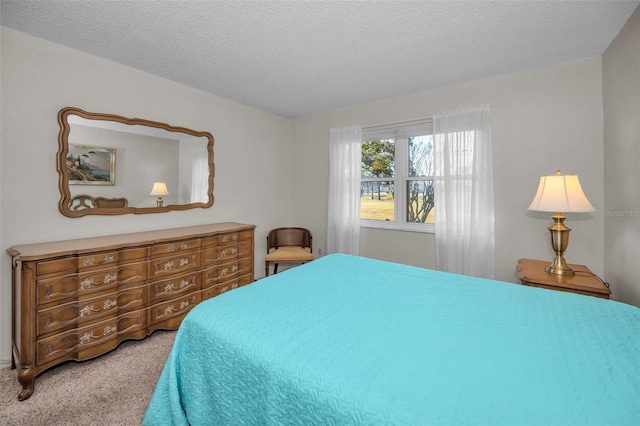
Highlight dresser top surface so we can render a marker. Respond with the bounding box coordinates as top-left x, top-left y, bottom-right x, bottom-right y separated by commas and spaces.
516, 258, 610, 295
7, 222, 255, 260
